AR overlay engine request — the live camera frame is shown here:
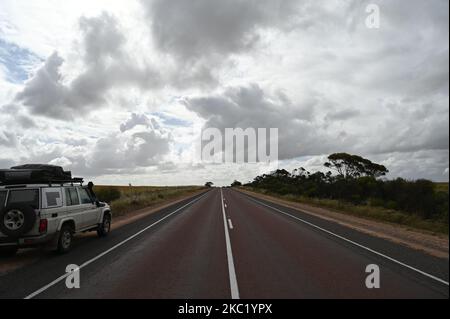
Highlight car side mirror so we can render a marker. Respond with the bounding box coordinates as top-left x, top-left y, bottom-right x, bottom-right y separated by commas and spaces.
96, 200, 105, 208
